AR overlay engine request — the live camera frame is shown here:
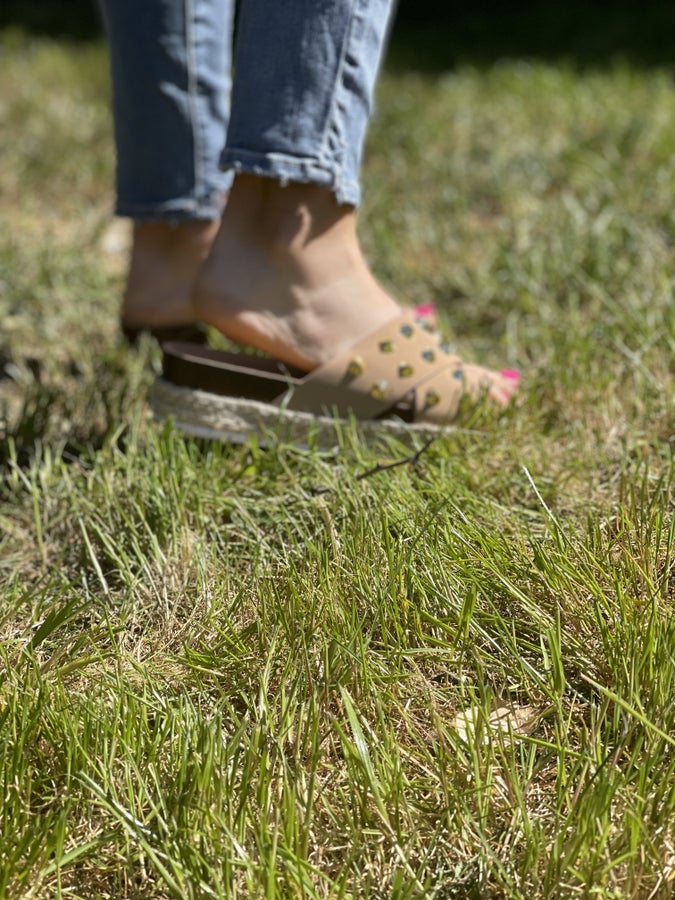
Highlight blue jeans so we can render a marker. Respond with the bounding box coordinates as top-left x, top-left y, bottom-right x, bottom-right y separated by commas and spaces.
99, 0, 394, 220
